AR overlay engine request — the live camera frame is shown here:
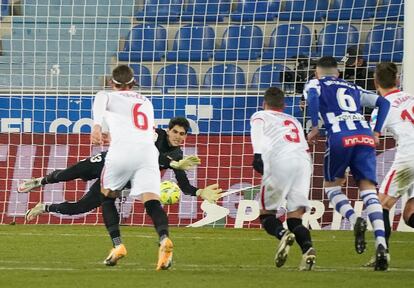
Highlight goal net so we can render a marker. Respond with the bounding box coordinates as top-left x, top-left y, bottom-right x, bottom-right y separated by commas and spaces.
0, 0, 410, 231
